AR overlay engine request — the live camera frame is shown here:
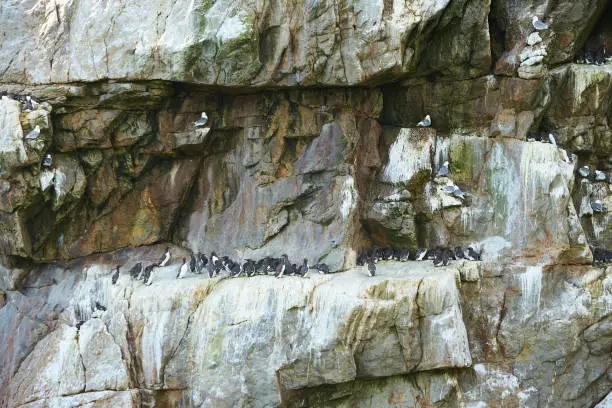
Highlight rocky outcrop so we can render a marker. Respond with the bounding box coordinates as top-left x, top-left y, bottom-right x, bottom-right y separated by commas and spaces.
1, 0, 612, 406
